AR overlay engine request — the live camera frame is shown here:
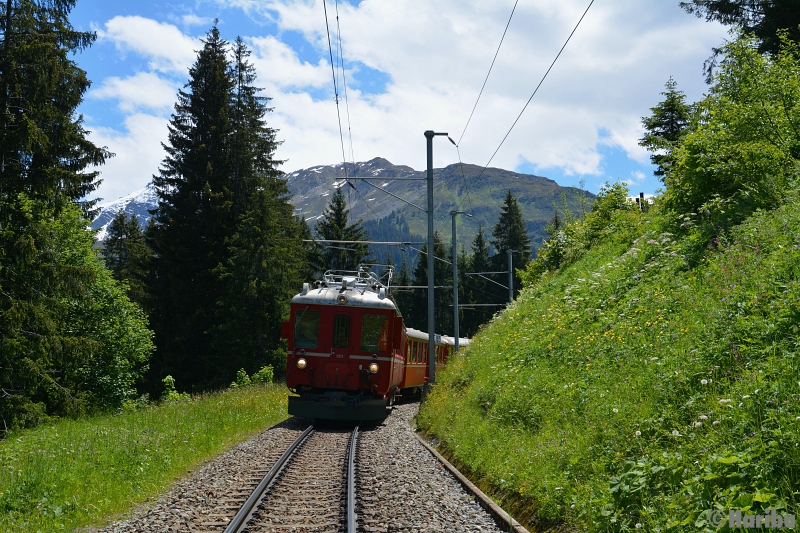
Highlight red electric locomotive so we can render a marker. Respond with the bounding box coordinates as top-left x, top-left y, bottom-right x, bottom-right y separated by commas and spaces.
282, 266, 470, 420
